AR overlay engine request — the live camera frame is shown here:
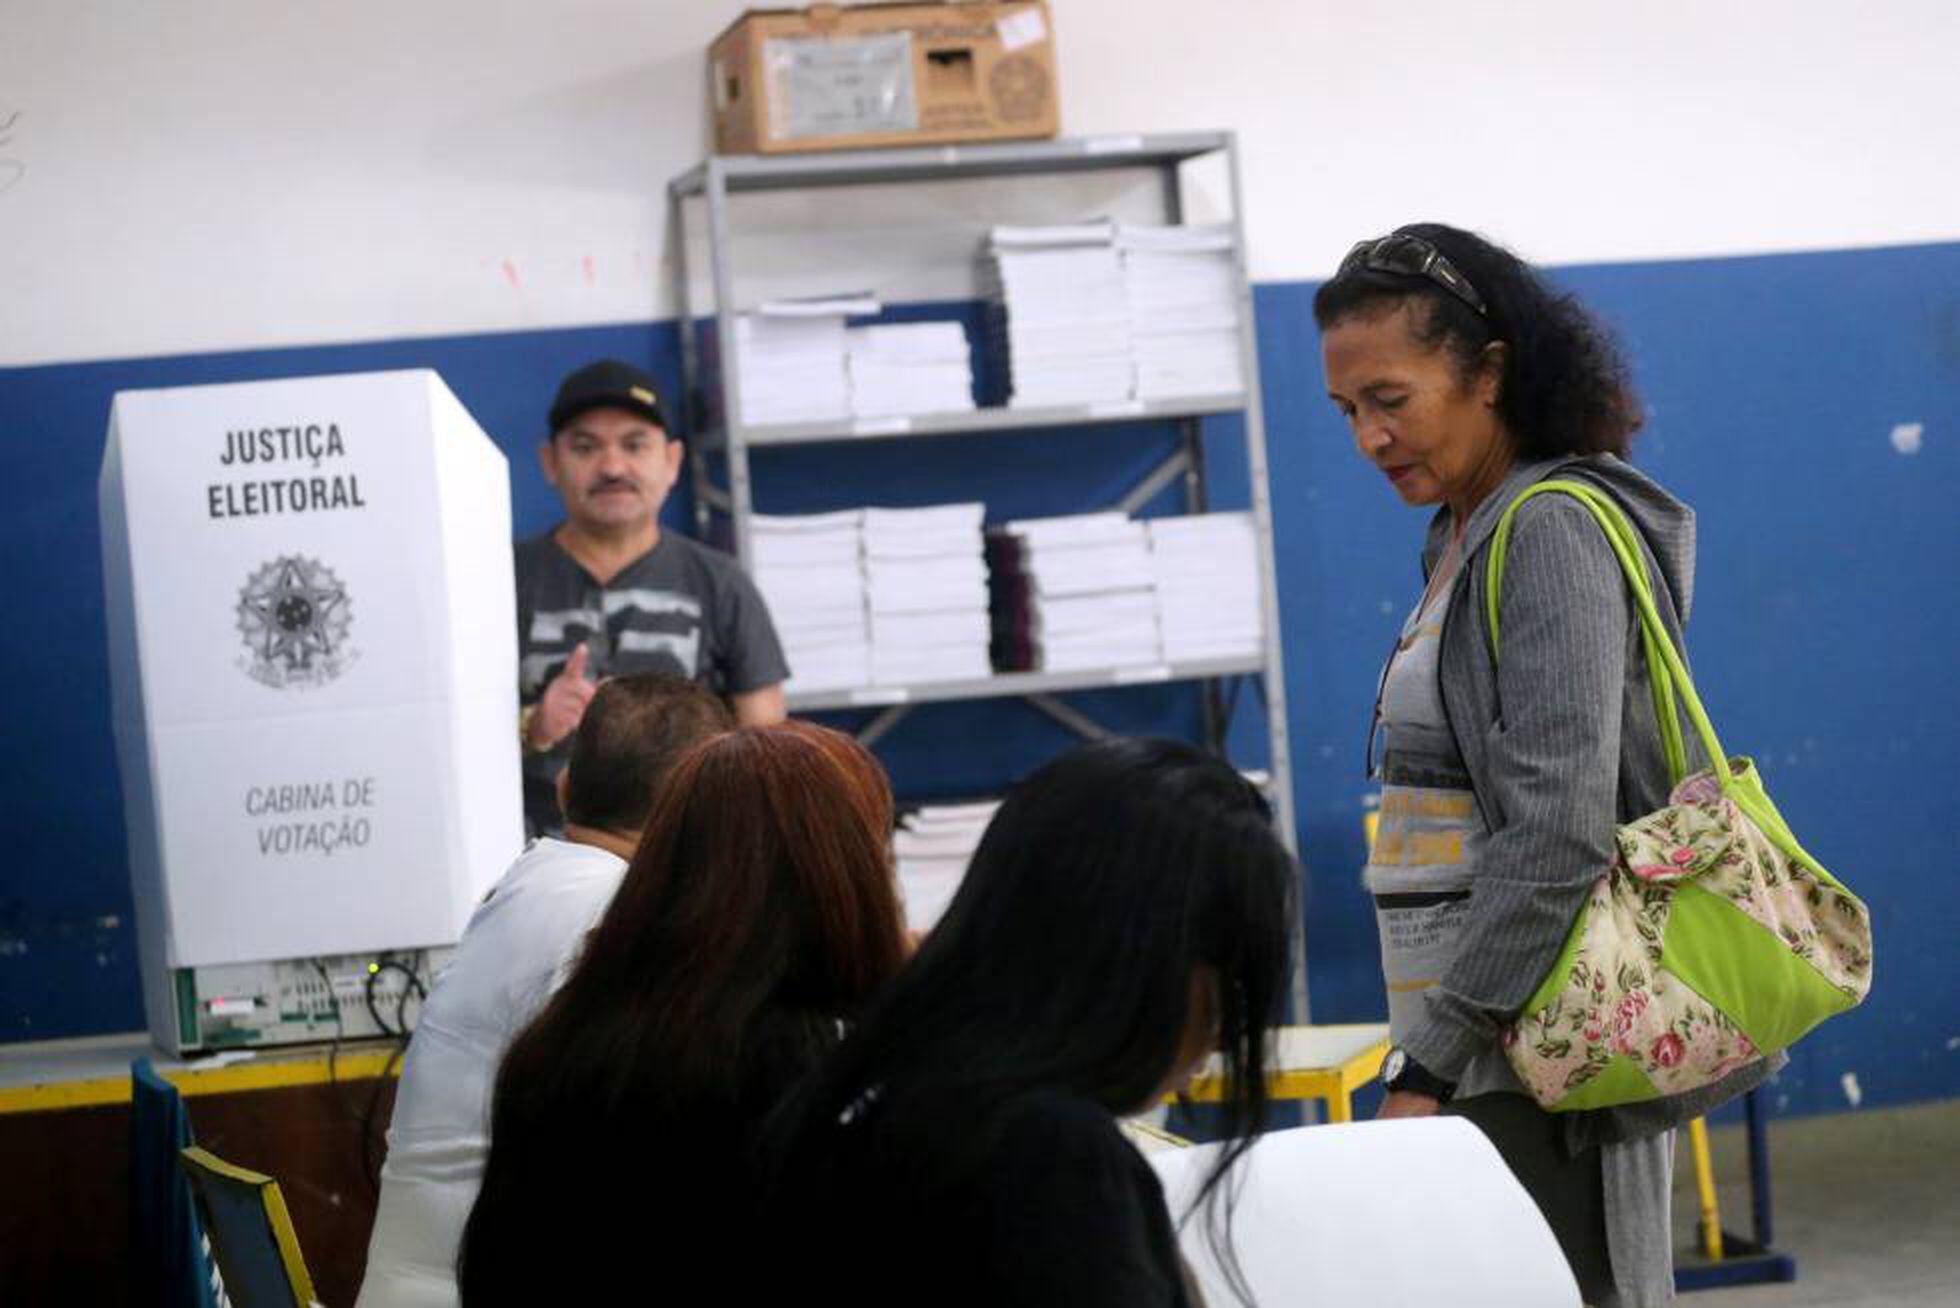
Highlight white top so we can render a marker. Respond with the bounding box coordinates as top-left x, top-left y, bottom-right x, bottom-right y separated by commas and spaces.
1151, 1119, 1580, 1307
355, 837, 628, 1308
